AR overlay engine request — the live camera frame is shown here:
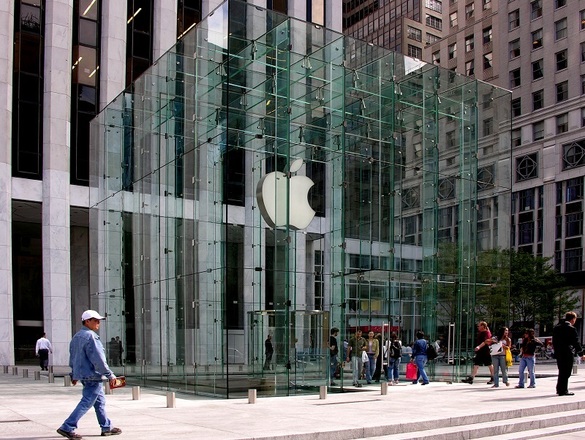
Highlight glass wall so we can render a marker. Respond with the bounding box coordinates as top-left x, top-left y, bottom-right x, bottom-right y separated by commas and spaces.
89, 0, 512, 398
